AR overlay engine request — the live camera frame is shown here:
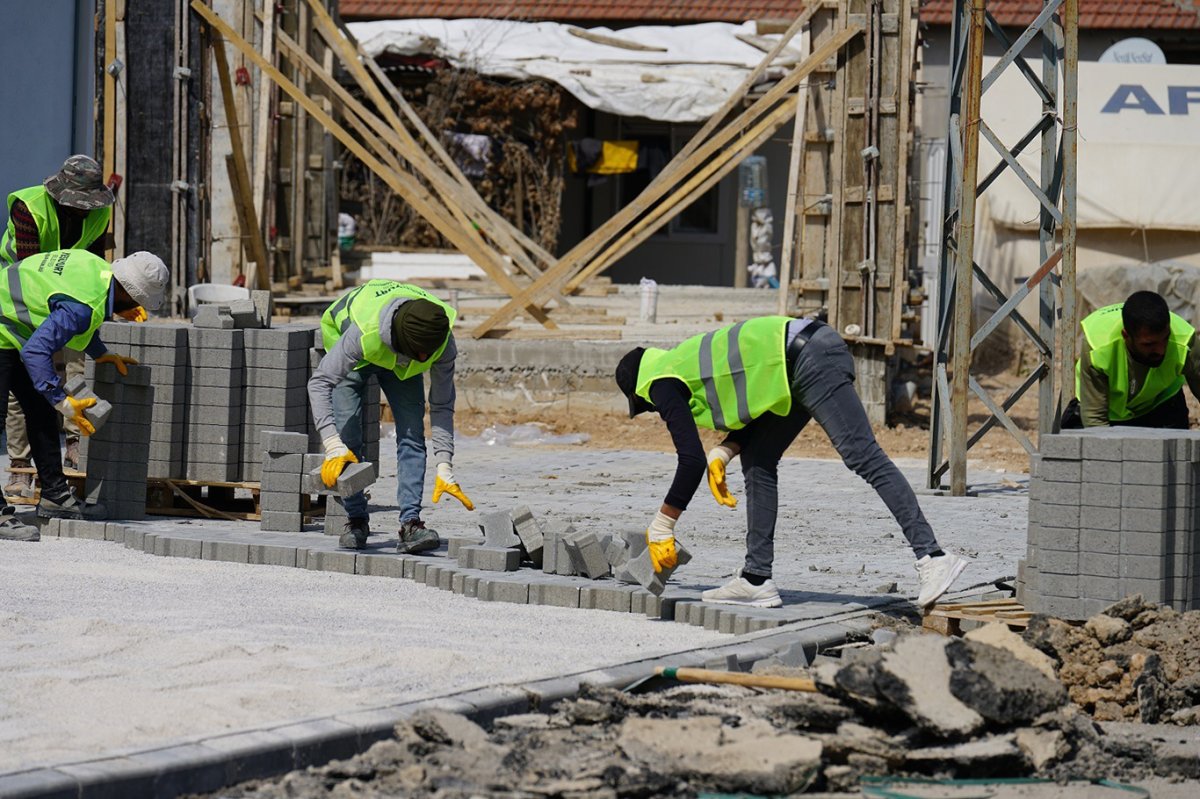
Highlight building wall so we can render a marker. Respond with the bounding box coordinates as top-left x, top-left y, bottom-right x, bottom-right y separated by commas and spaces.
0, 0, 95, 202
